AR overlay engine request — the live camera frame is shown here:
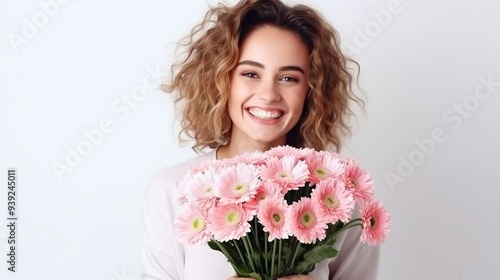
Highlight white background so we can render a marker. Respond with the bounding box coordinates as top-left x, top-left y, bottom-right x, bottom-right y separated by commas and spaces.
1, 0, 499, 279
